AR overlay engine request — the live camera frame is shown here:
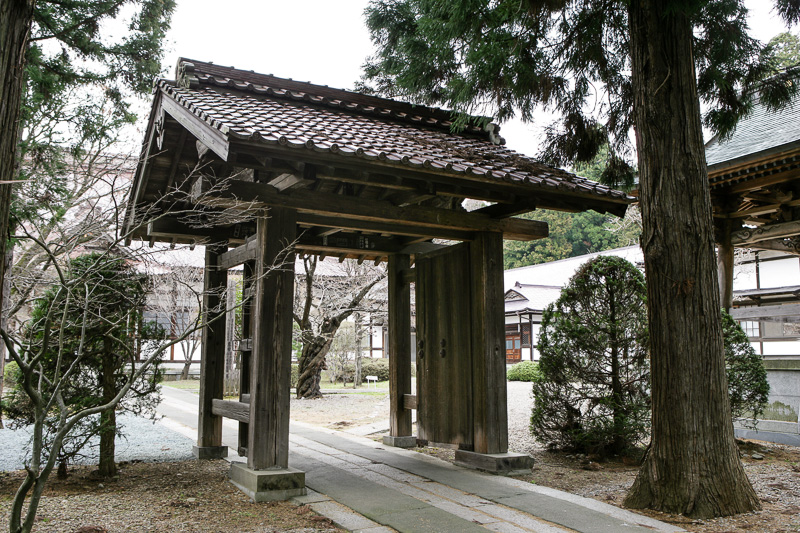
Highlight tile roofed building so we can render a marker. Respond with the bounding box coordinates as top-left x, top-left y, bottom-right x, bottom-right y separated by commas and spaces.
706, 94, 800, 169
125, 58, 631, 262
